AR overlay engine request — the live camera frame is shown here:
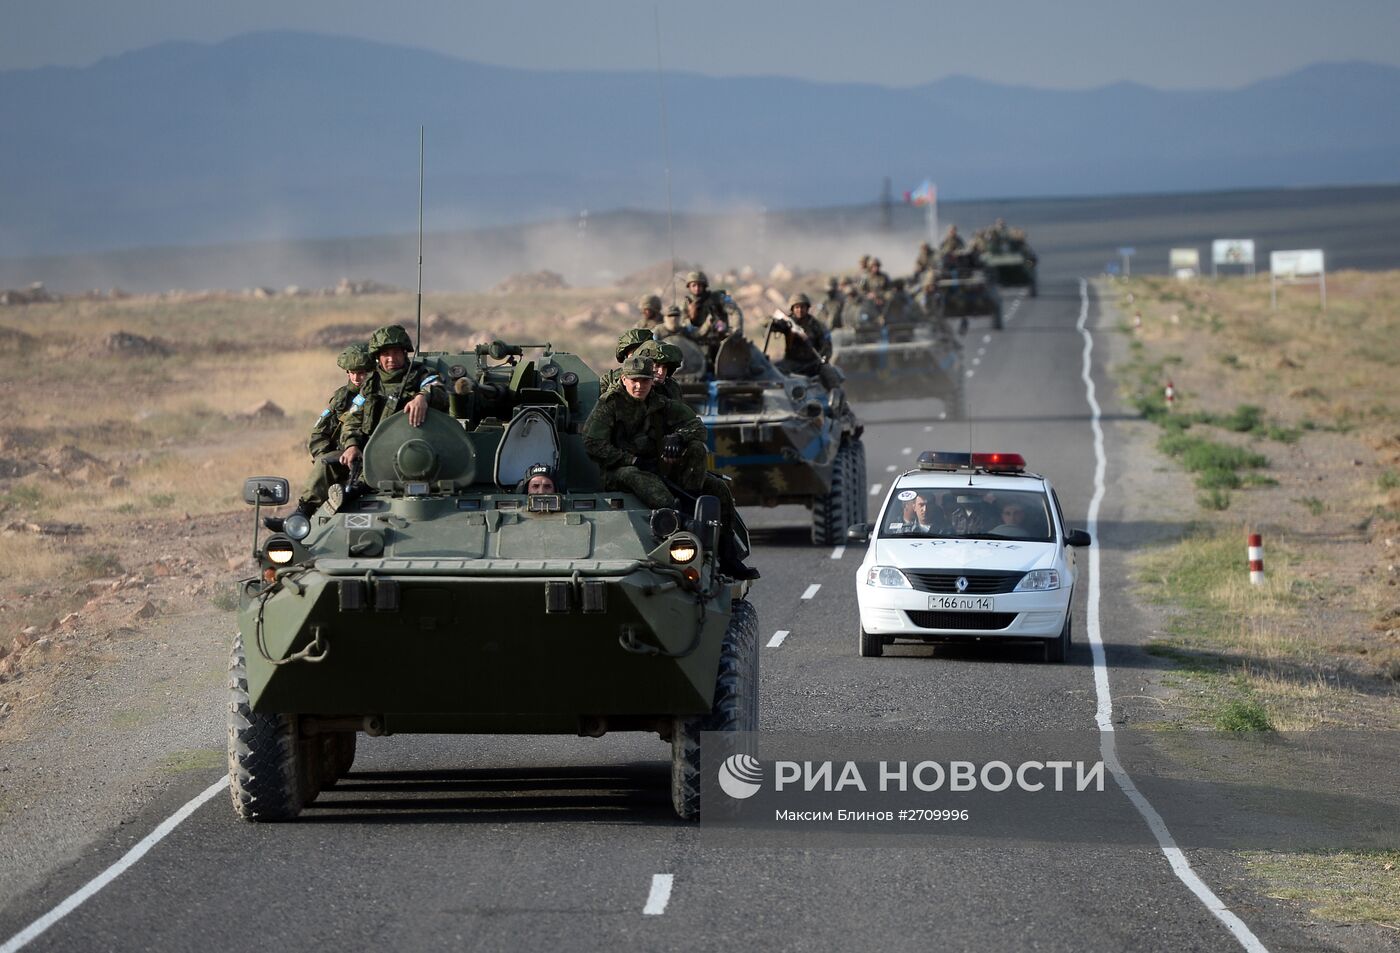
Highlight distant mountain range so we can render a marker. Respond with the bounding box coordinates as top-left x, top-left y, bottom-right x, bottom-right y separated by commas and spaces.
2, 31, 1398, 257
